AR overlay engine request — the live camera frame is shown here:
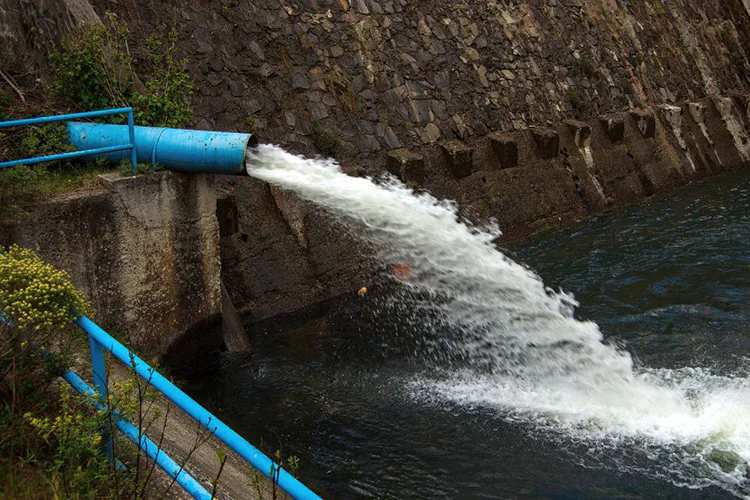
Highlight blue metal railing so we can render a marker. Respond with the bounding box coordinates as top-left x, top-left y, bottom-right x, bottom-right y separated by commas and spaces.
73, 314, 322, 500
0, 107, 138, 176
1, 304, 320, 497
